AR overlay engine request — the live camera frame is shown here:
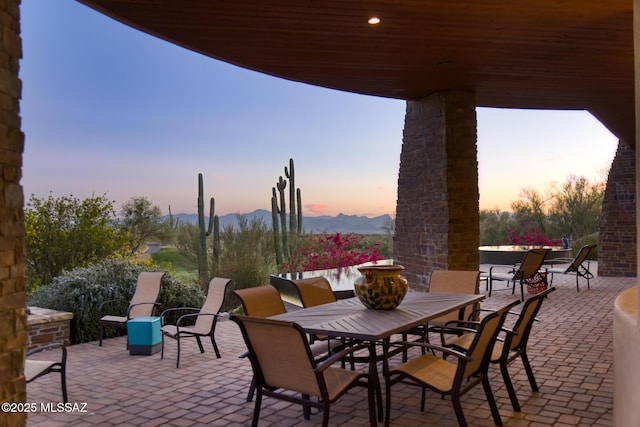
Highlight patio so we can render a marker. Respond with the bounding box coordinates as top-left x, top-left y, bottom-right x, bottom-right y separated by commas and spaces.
26, 265, 633, 426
